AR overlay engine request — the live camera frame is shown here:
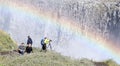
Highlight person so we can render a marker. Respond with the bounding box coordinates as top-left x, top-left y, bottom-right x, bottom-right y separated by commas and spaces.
47, 40, 52, 50
18, 43, 25, 55
40, 38, 45, 52
25, 44, 33, 54
27, 36, 33, 45
44, 37, 52, 52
